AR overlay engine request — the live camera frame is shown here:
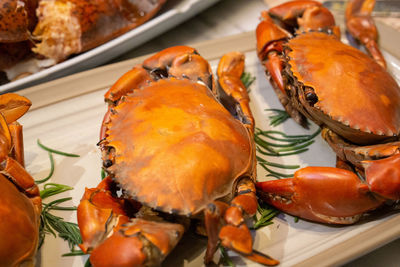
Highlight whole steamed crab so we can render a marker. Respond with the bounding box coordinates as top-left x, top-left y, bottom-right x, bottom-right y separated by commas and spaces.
255, 0, 400, 224
77, 46, 279, 266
